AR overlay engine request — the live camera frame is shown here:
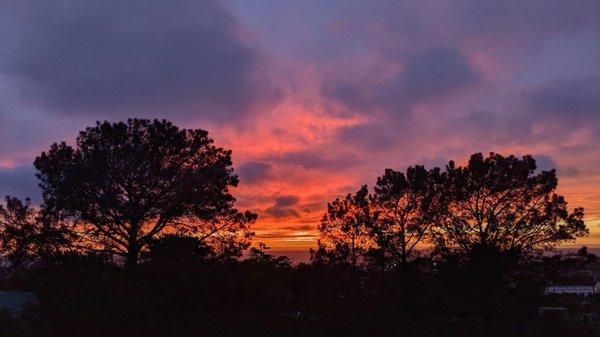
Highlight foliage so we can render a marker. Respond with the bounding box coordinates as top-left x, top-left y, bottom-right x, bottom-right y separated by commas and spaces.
143, 234, 216, 266
369, 165, 441, 265
1, 249, 598, 337
431, 152, 587, 257
34, 119, 256, 267
315, 152, 587, 271
0, 197, 73, 269
312, 186, 373, 269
